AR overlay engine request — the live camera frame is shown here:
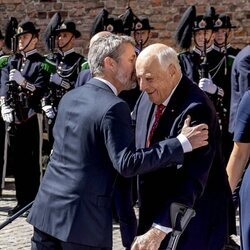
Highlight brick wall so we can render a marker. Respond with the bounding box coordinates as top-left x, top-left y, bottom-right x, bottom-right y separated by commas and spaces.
0, 0, 249, 57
